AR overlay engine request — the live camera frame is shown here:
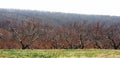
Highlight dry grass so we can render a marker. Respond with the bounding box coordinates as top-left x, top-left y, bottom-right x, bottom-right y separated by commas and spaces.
0, 49, 120, 58
59, 55, 120, 58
